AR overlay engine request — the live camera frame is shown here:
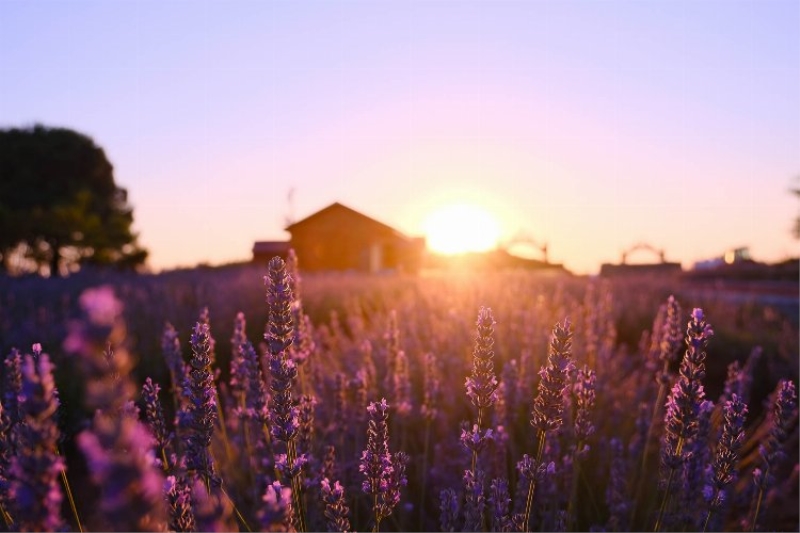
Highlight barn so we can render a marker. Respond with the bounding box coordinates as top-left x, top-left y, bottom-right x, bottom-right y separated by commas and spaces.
253, 202, 425, 273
